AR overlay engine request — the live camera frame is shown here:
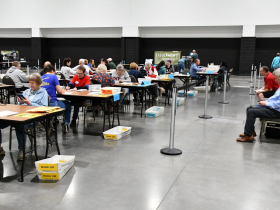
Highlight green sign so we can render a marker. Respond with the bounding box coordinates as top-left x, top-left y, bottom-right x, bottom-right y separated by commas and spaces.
154, 51, 181, 65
